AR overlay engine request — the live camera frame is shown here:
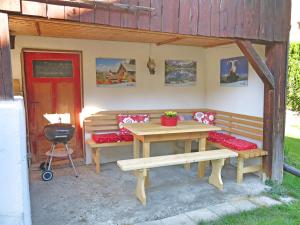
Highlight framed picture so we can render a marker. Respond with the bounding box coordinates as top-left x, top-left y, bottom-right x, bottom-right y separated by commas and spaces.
96, 58, 136, 87
165, 60, 197, 86
220, 56, 248, 87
